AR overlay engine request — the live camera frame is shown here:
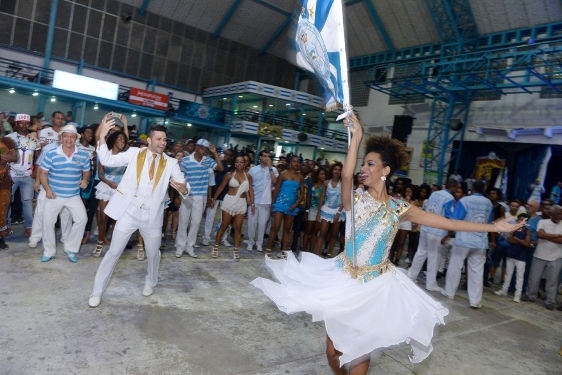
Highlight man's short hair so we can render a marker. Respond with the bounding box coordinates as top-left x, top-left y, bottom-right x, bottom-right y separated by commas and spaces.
148, 125, 167, 138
